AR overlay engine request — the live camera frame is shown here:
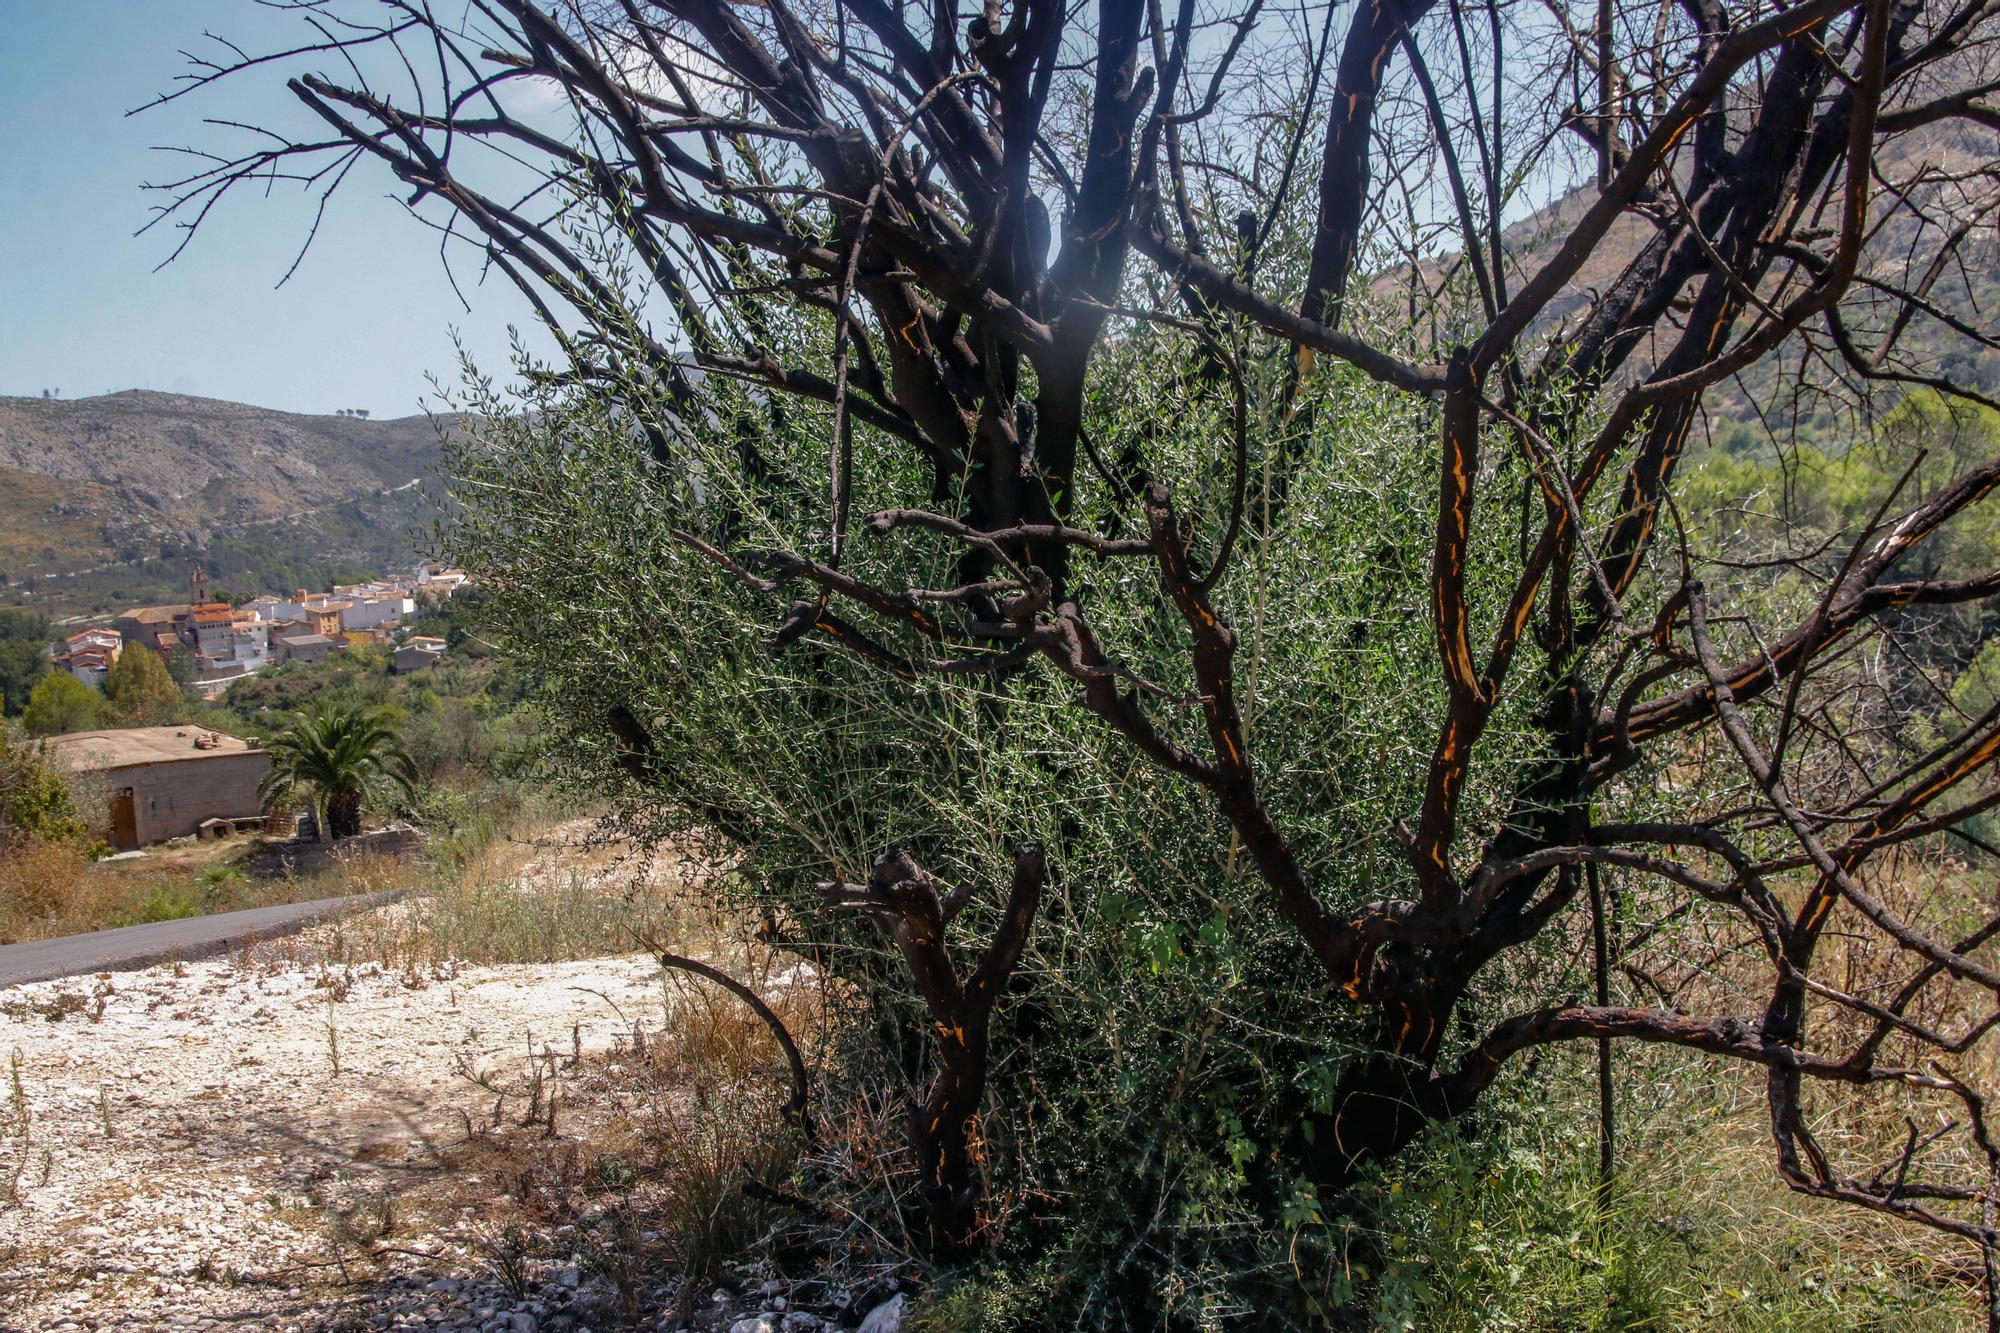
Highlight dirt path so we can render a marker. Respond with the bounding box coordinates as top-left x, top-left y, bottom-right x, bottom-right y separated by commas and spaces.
0, 937, 672, 1331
